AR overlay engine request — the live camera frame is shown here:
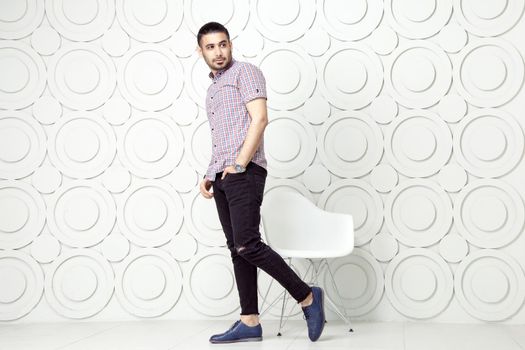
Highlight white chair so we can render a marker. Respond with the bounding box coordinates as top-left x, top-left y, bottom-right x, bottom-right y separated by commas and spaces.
259, 190, 355, 335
